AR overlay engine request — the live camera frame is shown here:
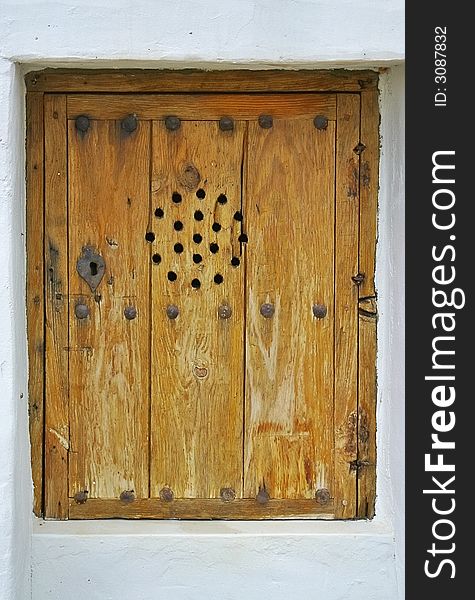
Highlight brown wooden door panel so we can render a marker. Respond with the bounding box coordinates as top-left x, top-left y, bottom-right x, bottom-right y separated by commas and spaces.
68, 118, 151, 500
34, 85, 376, 520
